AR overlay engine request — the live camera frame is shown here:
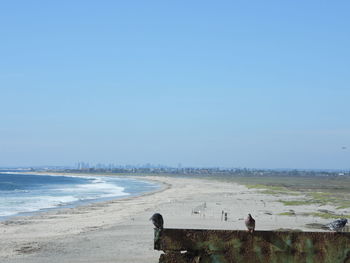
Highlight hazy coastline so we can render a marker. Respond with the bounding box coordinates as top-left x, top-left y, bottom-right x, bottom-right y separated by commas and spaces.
1, 173, 348, 262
